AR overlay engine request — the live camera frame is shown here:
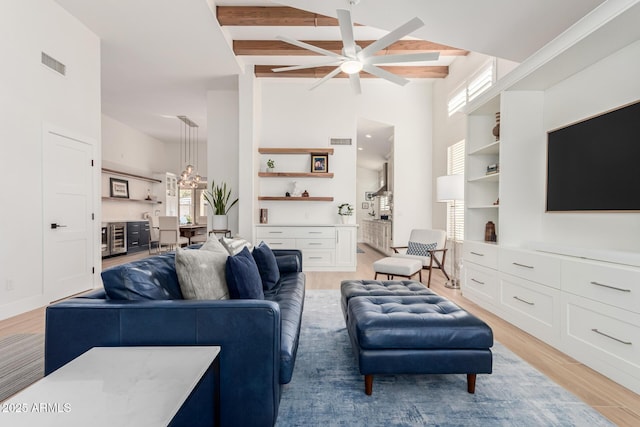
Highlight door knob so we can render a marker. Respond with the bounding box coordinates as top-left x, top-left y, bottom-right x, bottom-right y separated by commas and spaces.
51, 223, 67, 229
